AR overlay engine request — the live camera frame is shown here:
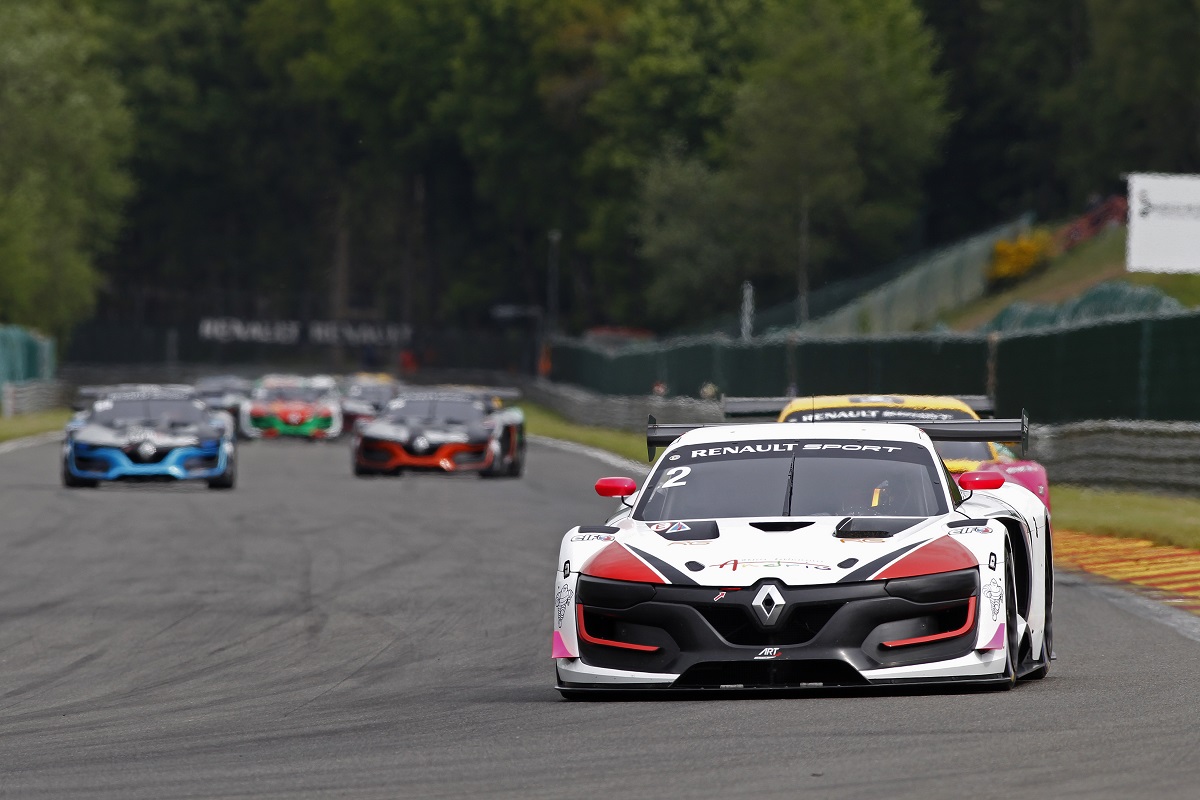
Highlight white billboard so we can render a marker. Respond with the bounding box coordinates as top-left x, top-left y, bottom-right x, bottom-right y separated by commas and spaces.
1127, 173, 1200, 273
